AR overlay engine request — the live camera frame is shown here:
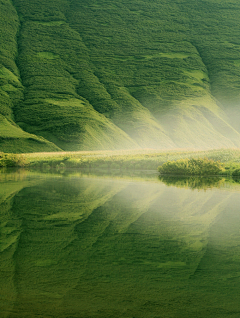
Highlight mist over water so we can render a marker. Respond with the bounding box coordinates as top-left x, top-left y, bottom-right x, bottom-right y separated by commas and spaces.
1, 170, 240, 317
